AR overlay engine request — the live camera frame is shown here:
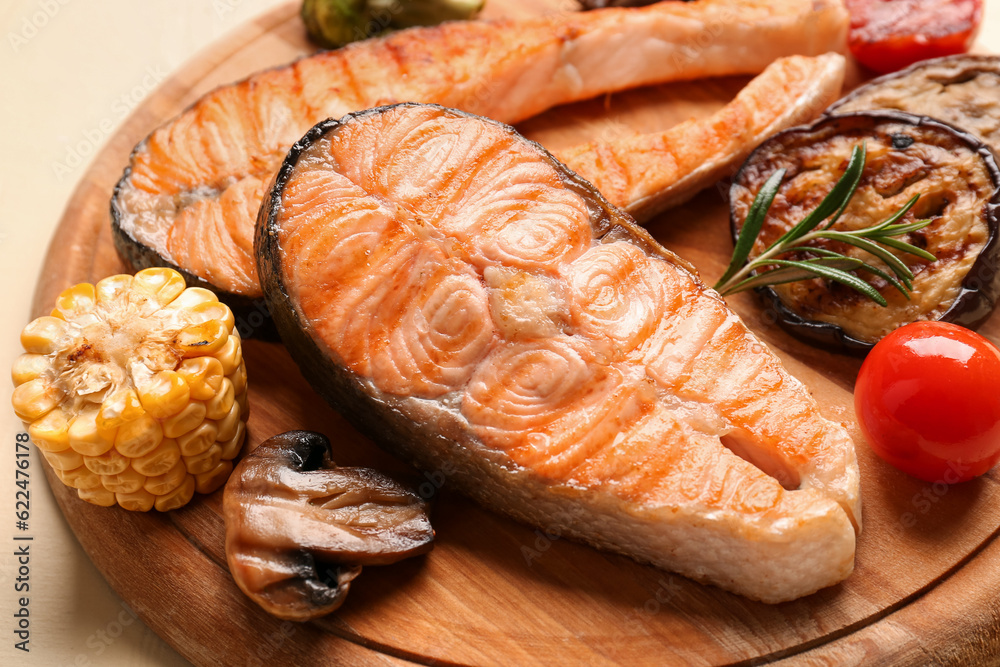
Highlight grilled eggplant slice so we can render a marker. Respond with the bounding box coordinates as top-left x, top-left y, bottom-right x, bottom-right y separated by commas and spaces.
256, 103, 862, 603
730, 111, 1000, 354
827, 55, 1000, 159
